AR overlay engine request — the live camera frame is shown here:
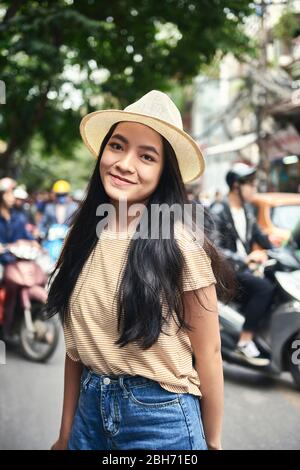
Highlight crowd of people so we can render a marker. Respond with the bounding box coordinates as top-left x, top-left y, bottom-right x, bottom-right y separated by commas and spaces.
0, 178, 81, 250
0, 178, 80, 337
